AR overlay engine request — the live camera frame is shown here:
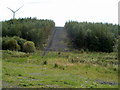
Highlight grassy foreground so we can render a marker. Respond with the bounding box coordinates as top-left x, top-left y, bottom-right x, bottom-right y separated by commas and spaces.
2, 50, 118, 88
